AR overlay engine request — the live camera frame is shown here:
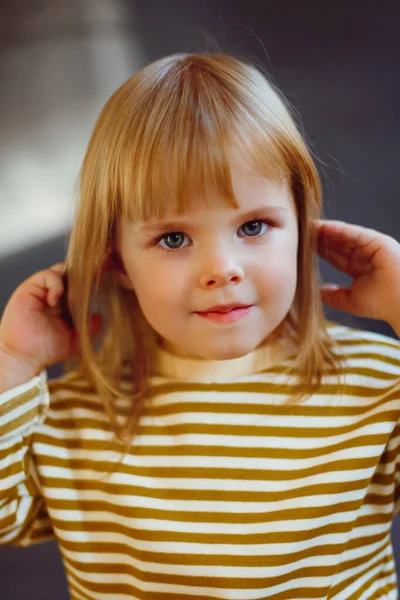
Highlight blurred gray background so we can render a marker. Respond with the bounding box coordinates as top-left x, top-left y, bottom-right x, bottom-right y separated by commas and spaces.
0, 0, 399, 597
